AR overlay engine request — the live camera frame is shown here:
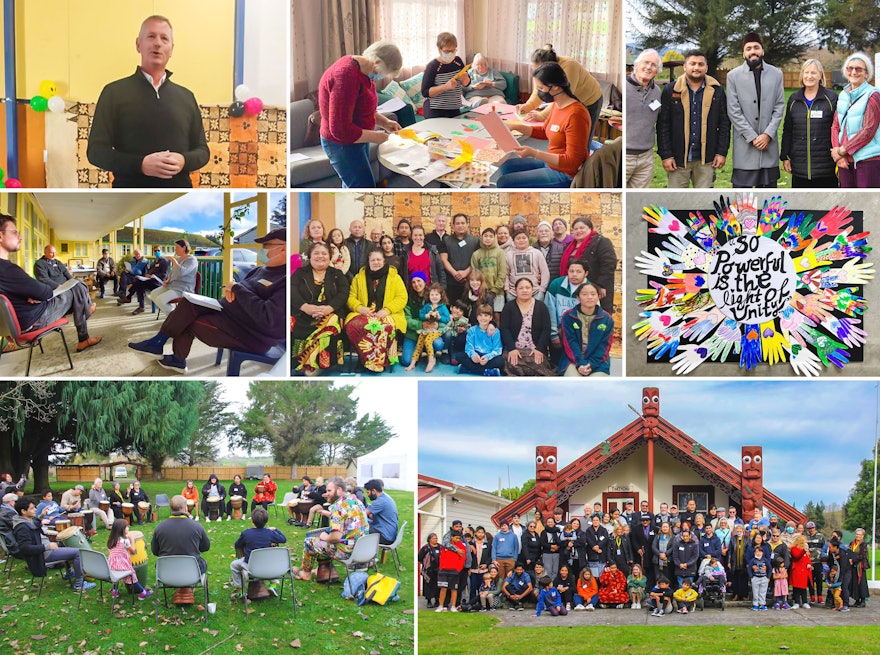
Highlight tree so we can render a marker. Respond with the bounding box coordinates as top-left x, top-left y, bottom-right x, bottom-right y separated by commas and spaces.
843, 451, 878, 537
61, 381, 204, 478
818, 0, 880, 51
176, 382, 238, 466
499, 478, 536, 501
631, 0, 817, 76
238, 382, 394, 467
802, 500, 827, 530
271, 195, 287, 228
